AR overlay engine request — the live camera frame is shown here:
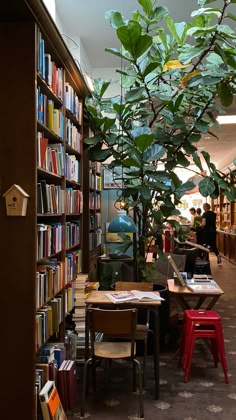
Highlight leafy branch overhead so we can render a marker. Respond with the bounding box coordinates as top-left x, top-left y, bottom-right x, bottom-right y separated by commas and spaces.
84, 0, 236, 273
